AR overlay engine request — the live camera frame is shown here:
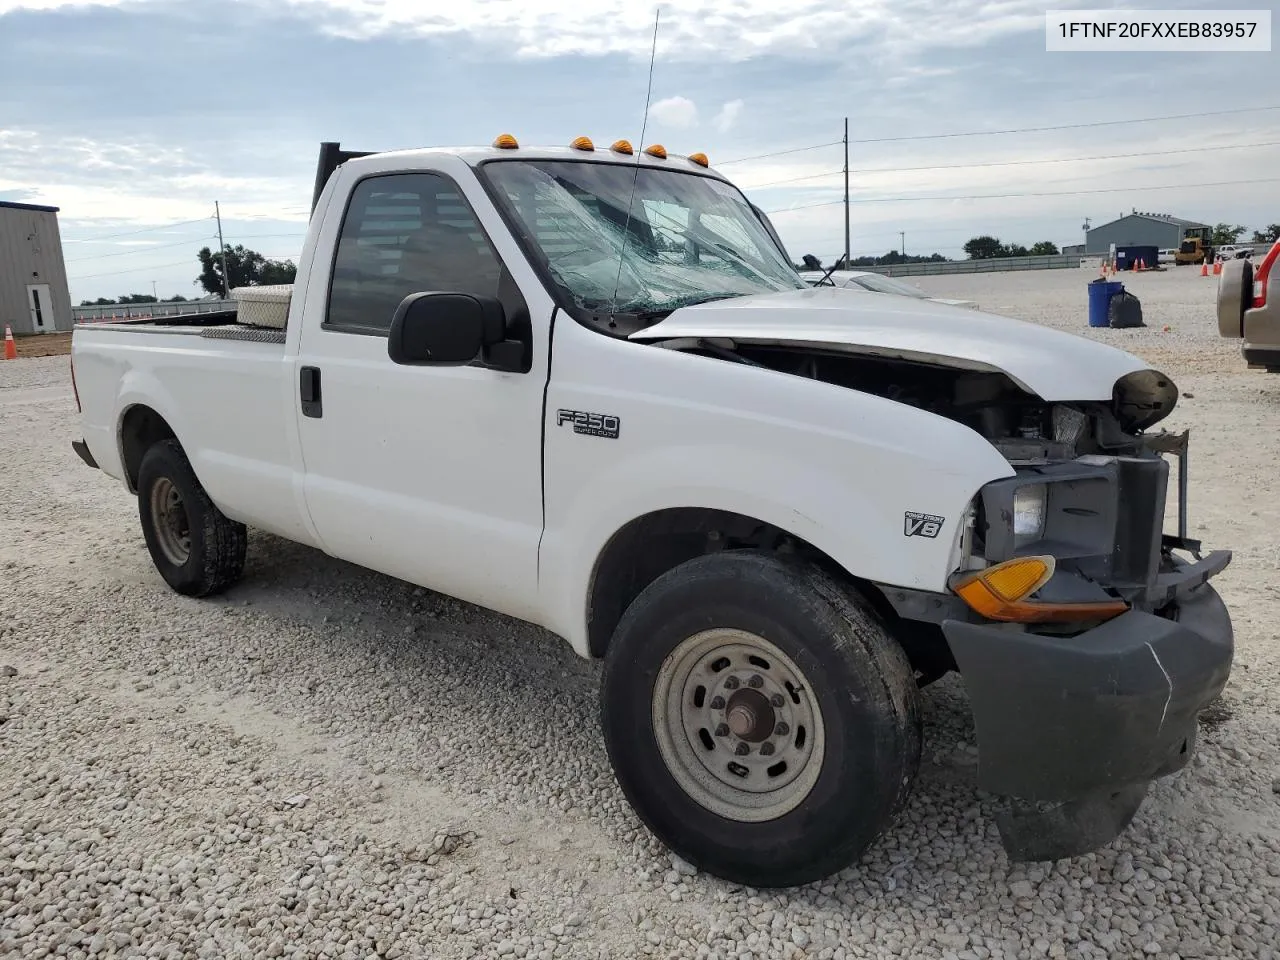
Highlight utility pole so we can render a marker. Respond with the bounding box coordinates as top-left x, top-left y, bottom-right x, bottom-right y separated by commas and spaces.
899, 231, 905, 257
151, 280, 157, 301
842, 117, 850, 270
215, 201, 230, 299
